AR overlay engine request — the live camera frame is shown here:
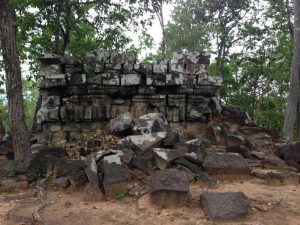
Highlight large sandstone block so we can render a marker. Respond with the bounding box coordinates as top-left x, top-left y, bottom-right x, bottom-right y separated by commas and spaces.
106, 112, 134, 136
149, 95, 166, 114
275, 142, 300, 163
40, 64, 61, 76
200, 192, 250, 220
153, 60, 168, 74
177, 85, 194, 94
67, 74, 86, 85
45, 107, 60, 122
170, 64, 185, 74
187, 96, 211, 122
171, 53, 186, 64
198, 76, 222, 86
39, 53, 63, 65
131, 96, 150, 117
120, 74, 141, 86
134, 64, 153, 75
65, 65, 83, 74
203, 152, 251, 178
68, 86, 87, 95
150, 169, 189, 207
133, 113, 168, 135
119, 132, 167, 156
153, 148, 184, 170
185, 52, 210, 64
186, 64, 207, 75
103, 154, 131, 198
146, 74, 166, 86
167, 95, 186, 122
166, 74, 197, 85
105, 63, 122, 71
39, 74, 67, 88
